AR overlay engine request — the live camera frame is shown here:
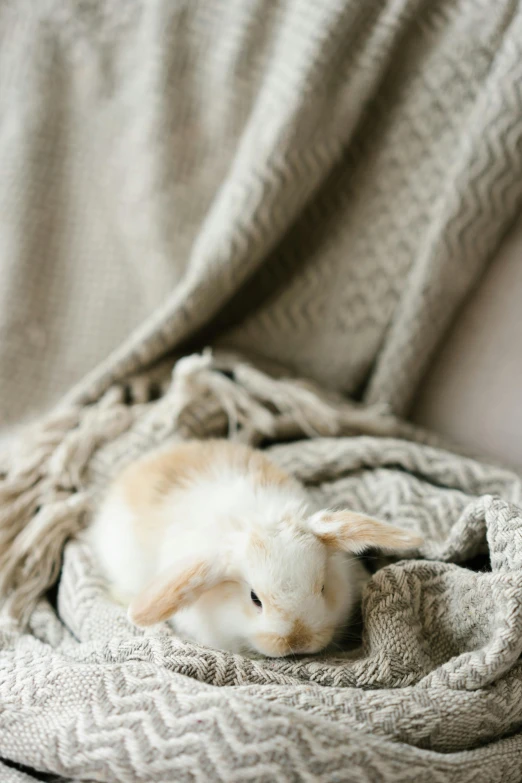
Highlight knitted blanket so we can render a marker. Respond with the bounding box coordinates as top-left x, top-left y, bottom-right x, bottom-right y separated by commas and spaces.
2, 1, 522, 782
